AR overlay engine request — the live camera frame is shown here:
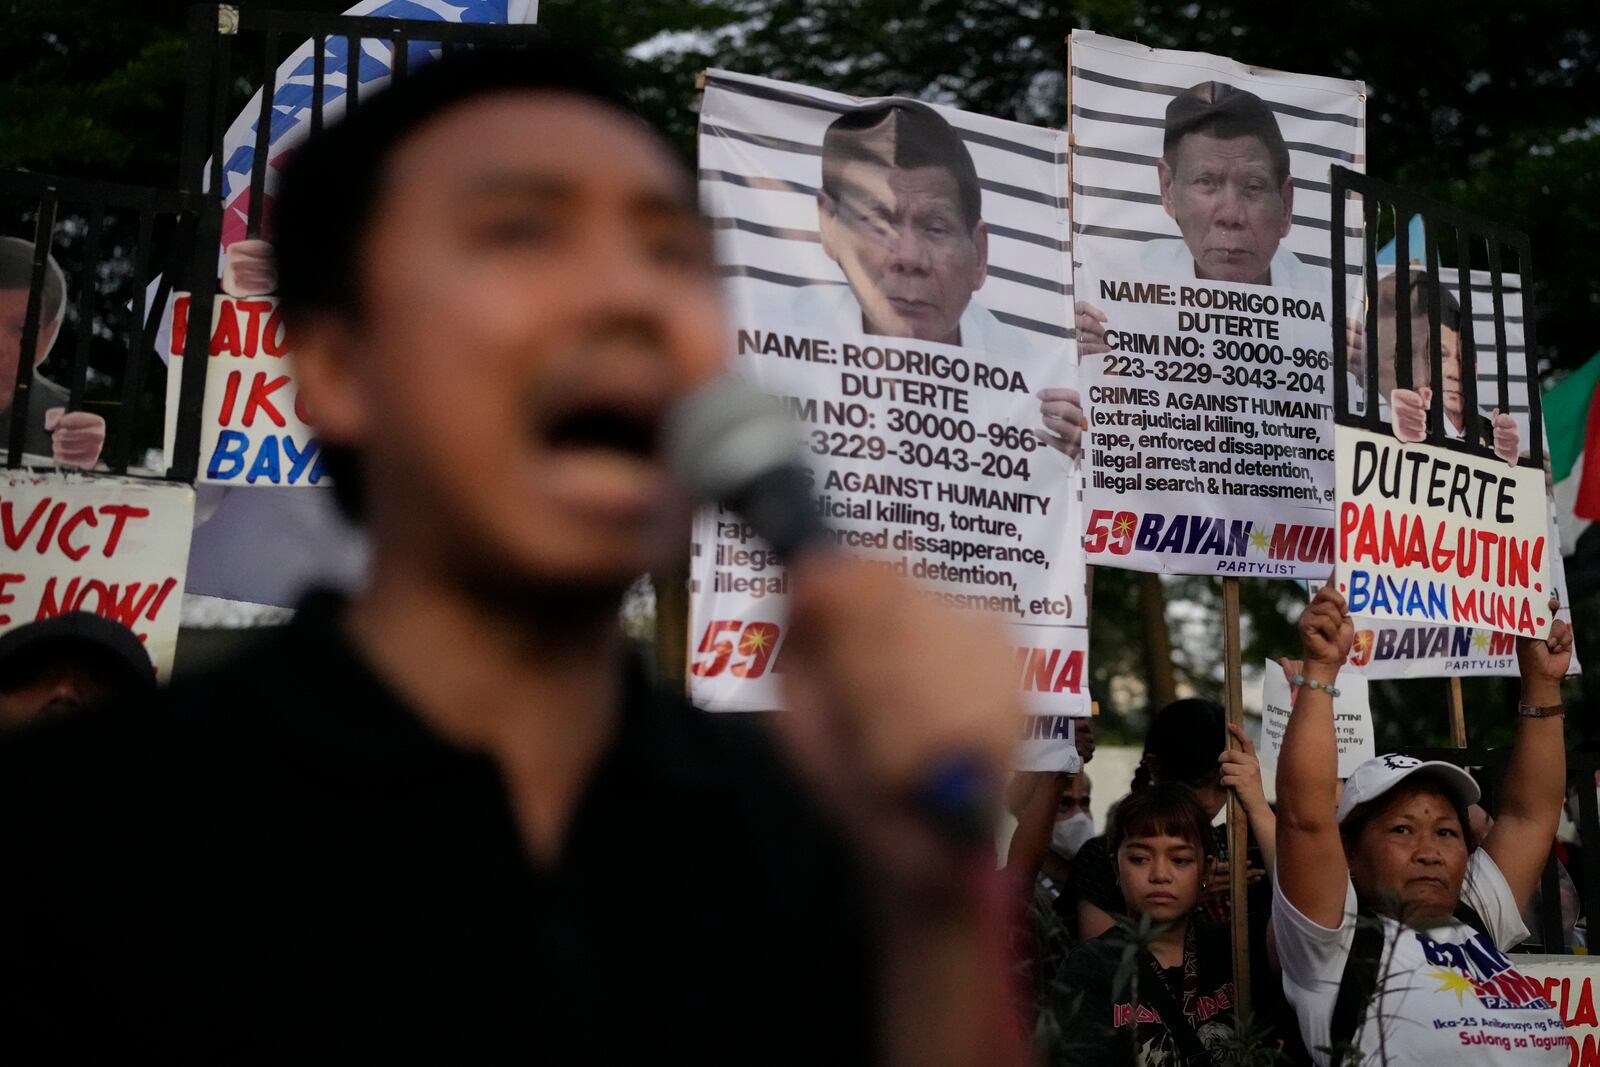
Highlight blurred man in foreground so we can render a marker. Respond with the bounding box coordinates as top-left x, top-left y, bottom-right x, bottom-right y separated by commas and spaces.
0, 42, 1022, 1065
